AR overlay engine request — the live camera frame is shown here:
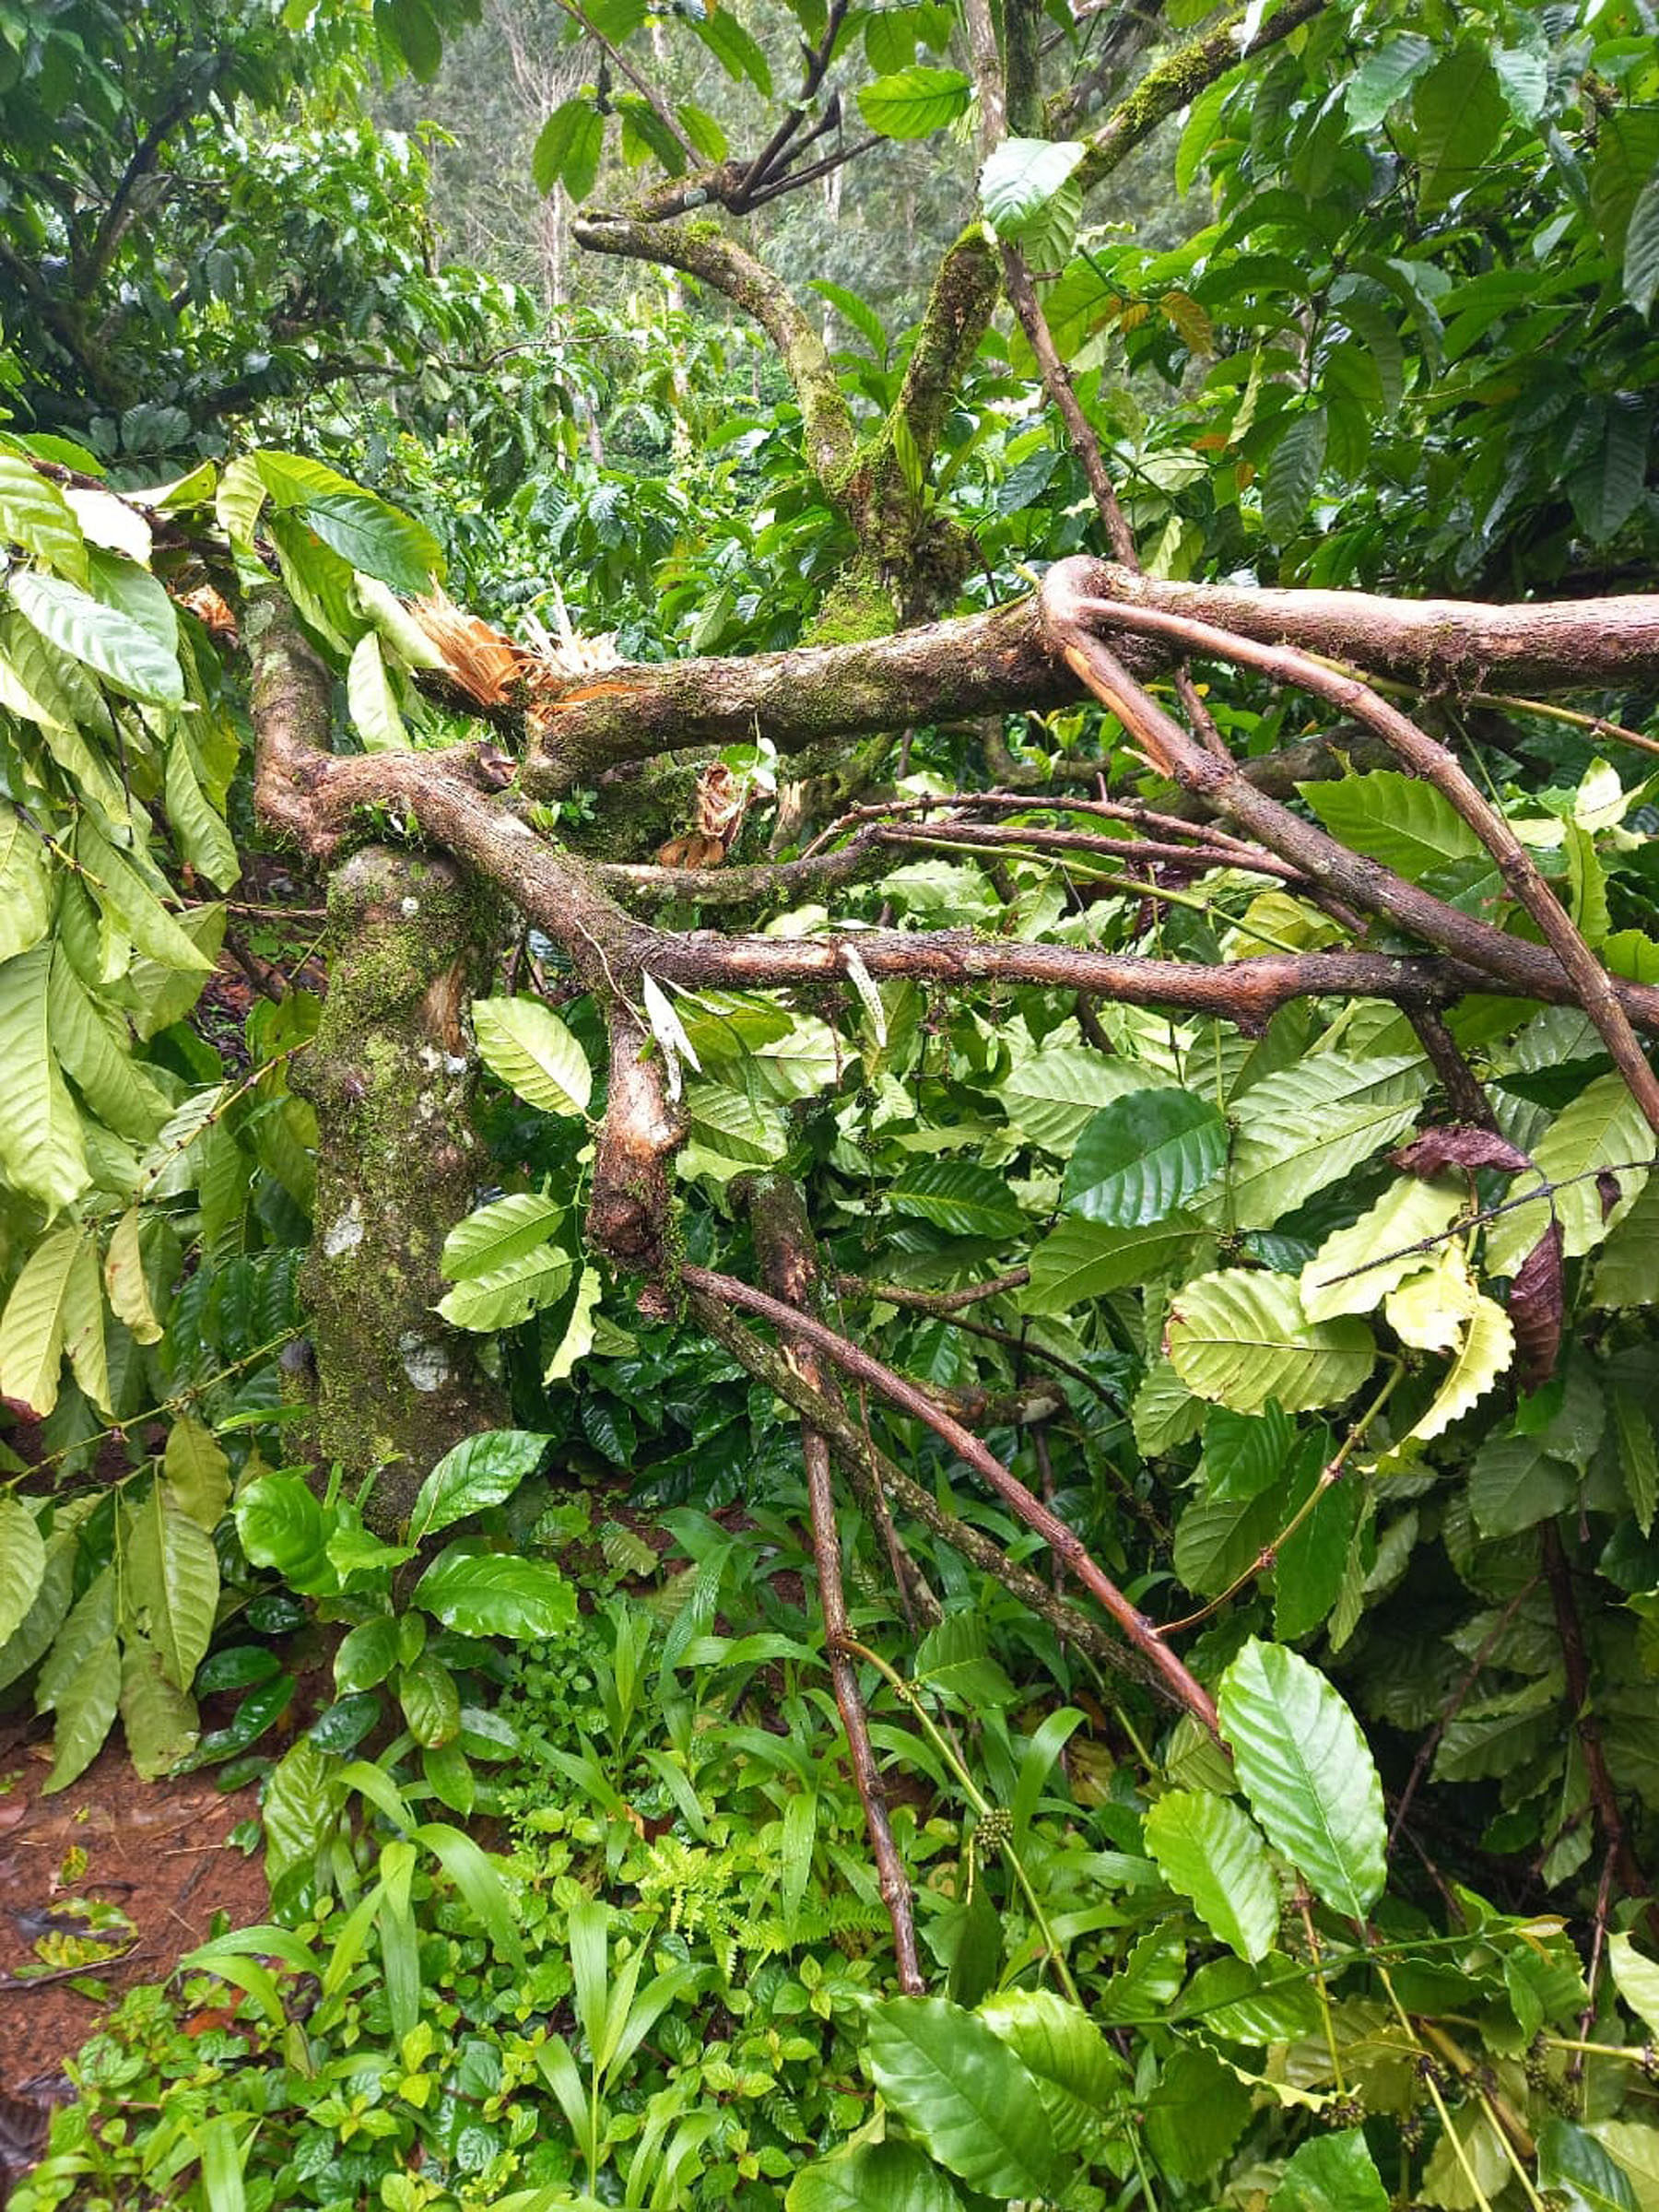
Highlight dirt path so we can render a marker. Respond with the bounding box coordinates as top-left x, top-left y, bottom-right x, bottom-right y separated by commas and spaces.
0, 1724, 267, 2093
